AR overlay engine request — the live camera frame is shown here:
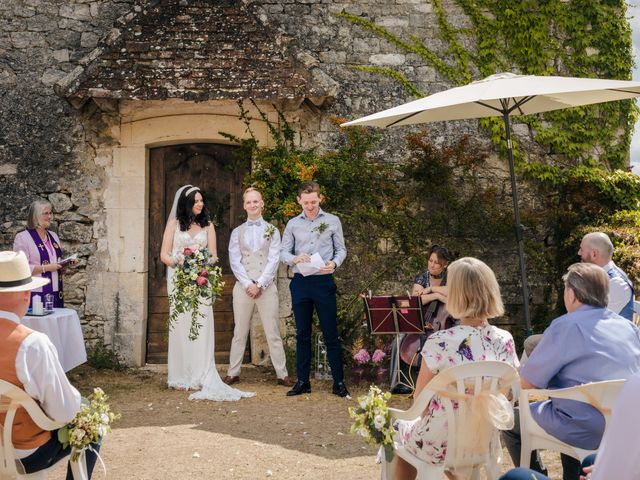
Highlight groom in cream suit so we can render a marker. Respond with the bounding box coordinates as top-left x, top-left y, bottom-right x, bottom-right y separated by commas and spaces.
223, 188, 292, 386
